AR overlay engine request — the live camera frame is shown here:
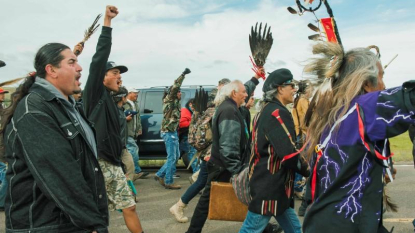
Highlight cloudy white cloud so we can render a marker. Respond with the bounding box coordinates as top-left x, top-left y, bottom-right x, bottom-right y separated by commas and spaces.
0, 0, 413, 97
